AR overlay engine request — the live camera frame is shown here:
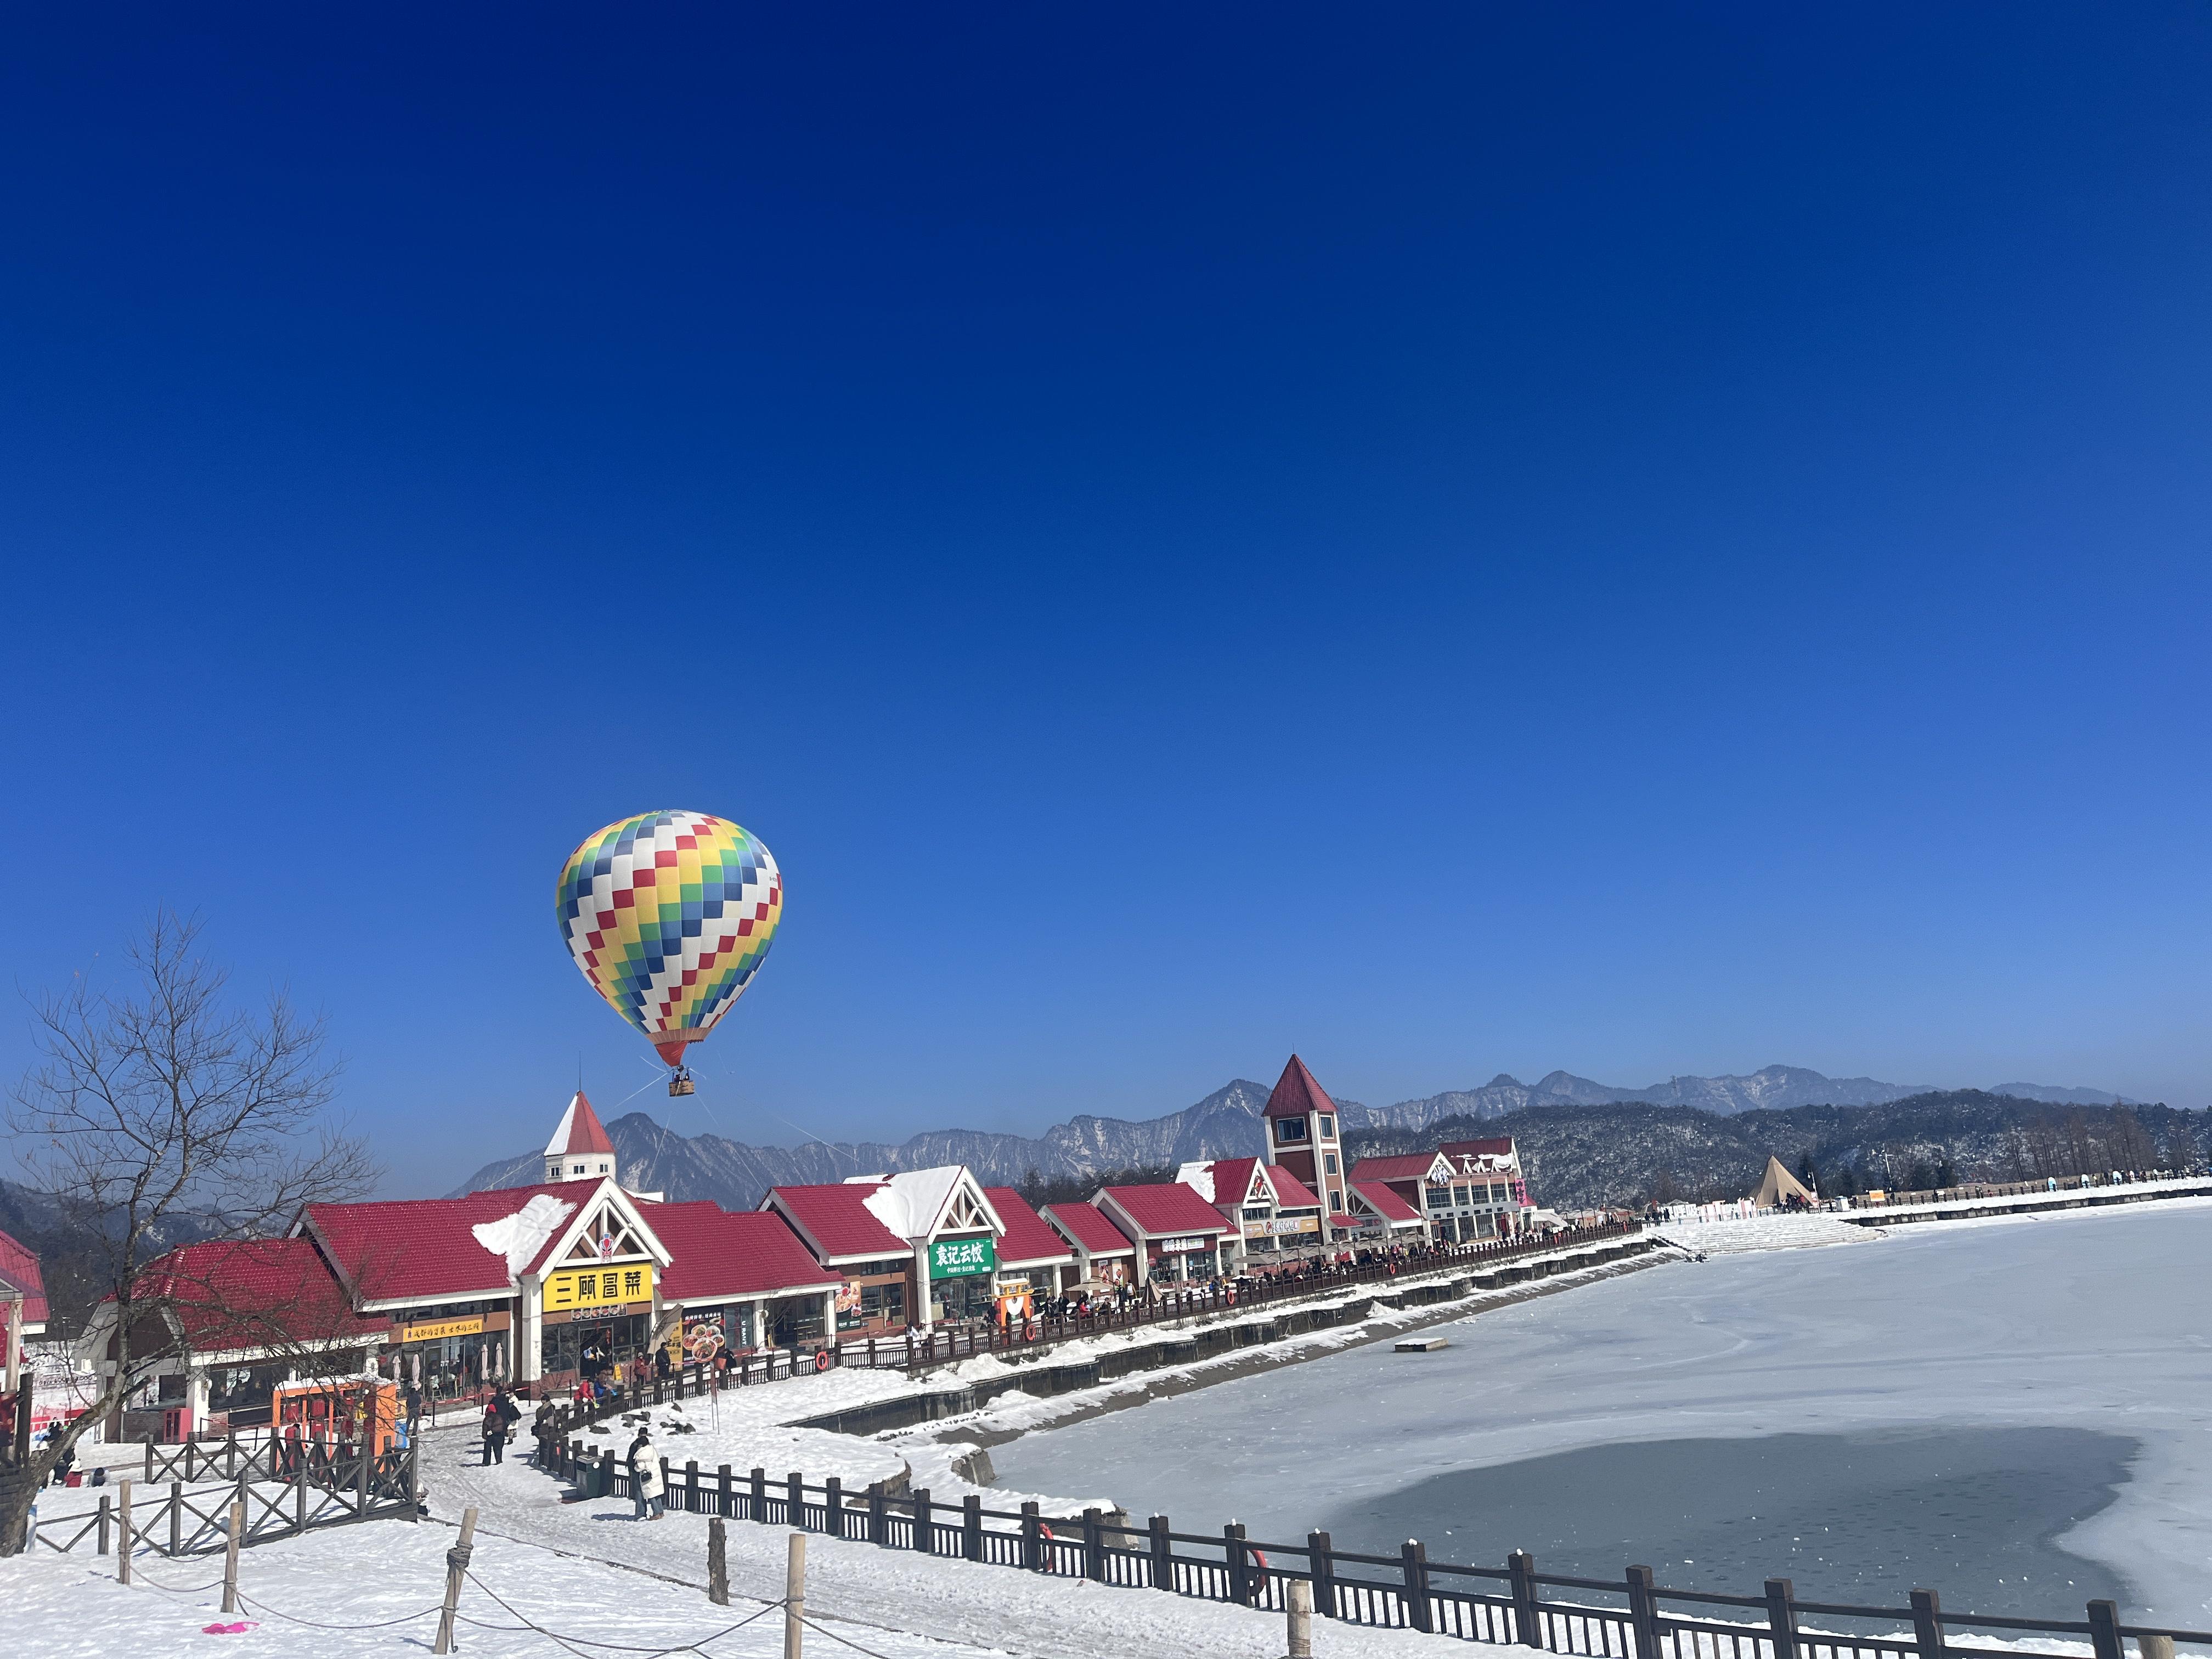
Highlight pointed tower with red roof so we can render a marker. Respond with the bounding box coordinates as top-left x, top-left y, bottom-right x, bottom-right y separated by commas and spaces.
544, 1090, 619, 1186
1260, 1054, 1351, 1240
